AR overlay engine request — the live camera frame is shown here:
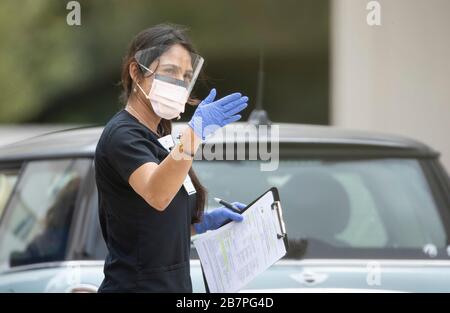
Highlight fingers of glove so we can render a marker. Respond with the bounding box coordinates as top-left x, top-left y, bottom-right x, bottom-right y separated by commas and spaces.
201, 88, 217, 105
223, 96, 248, 112
223, 114, 242, 125
225, 102, 248, 116
214, 92, 242, 107
193, 222, 206, 234
232, 202, 247, 210
222, 209, 244, 222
